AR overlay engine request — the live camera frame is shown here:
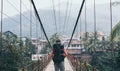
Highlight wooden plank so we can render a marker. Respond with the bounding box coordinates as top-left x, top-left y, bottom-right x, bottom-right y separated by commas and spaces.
45, 58, 73, 71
